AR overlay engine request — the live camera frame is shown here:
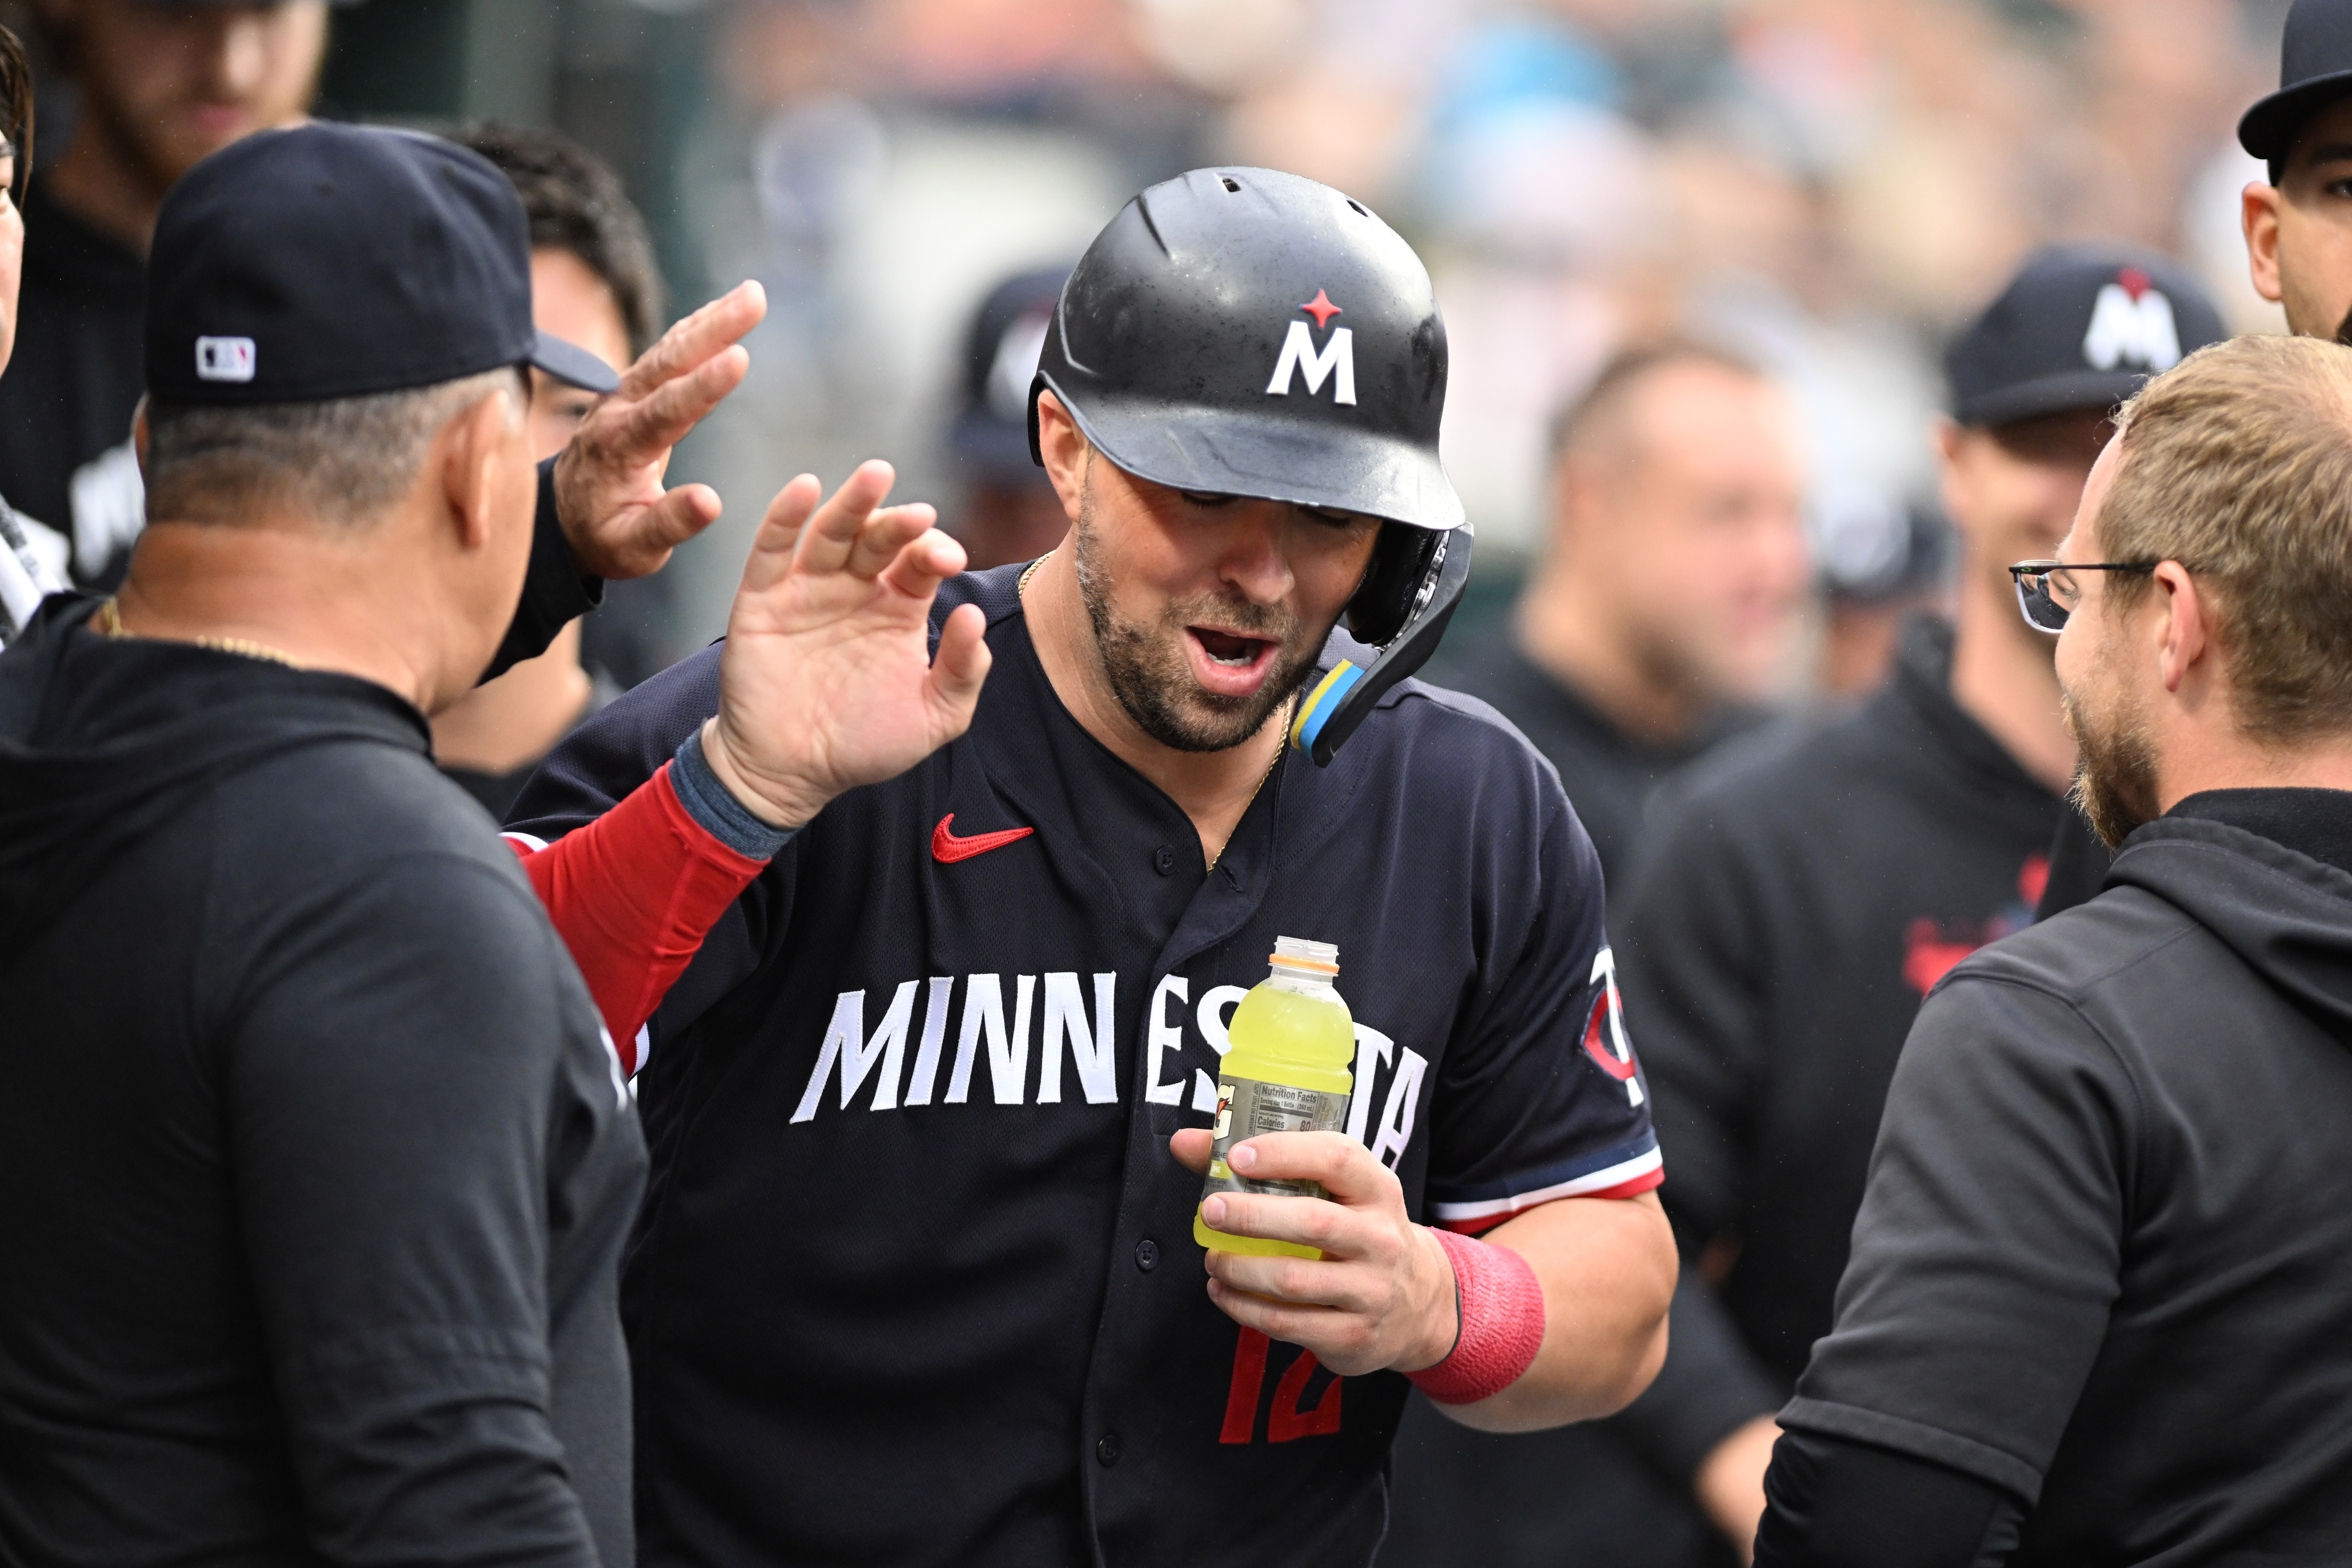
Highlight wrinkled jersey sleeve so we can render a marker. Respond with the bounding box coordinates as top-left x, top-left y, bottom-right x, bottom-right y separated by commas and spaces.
507, 642, 723, 845
1423, 792, 1661, 1235
507, 644, 780, 1059
228, 857, 609, 1567
1779, 973, 2130, 1505
509, 761, 771, 1063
